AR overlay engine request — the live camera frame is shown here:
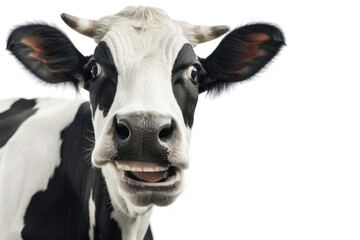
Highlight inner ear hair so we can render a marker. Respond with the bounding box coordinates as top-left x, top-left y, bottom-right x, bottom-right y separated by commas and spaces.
199, 23, 285, 95
7, 23, 87, 88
